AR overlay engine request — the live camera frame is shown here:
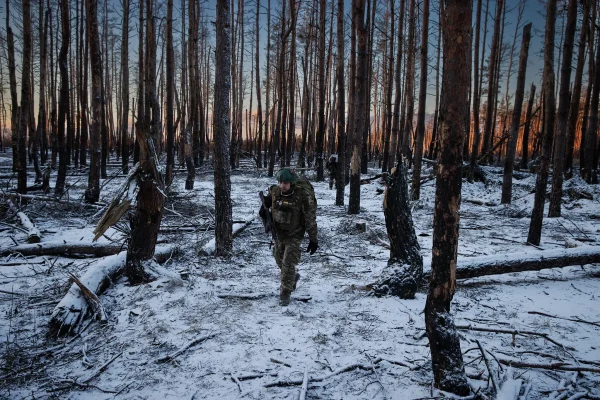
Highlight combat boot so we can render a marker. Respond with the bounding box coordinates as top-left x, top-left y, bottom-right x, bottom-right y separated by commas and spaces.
293, 273, 301, 291
279, 290, 291, 306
